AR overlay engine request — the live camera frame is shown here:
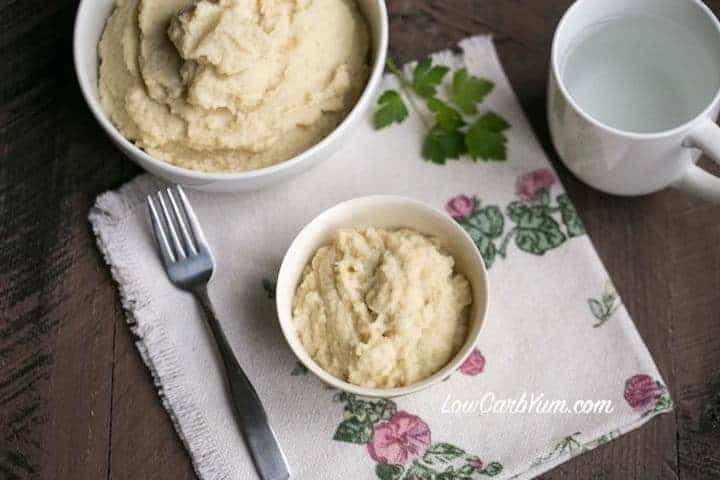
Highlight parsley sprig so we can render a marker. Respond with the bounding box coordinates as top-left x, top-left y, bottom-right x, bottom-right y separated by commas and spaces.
373, 57, 510, 164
